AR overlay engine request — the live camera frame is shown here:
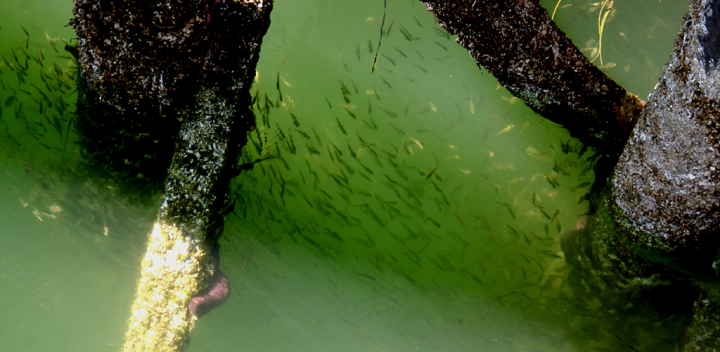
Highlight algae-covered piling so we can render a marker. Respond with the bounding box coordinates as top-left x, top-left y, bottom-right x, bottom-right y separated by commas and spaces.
71, 0, 273, 350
